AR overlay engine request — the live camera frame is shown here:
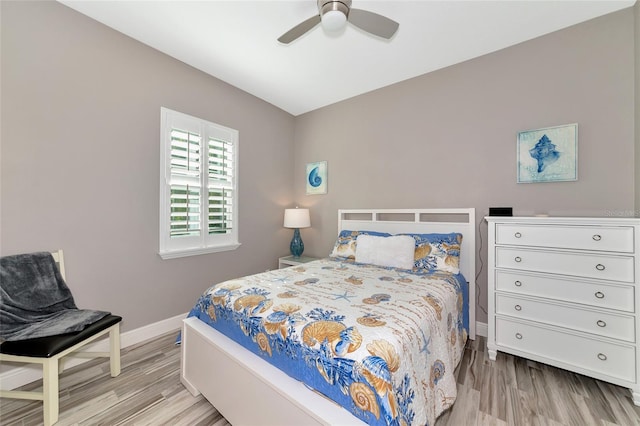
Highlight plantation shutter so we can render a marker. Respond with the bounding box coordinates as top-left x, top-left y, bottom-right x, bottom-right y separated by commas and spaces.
160, 108, 239, 259
170, 128, 202, 238
207, 134, 234, 235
